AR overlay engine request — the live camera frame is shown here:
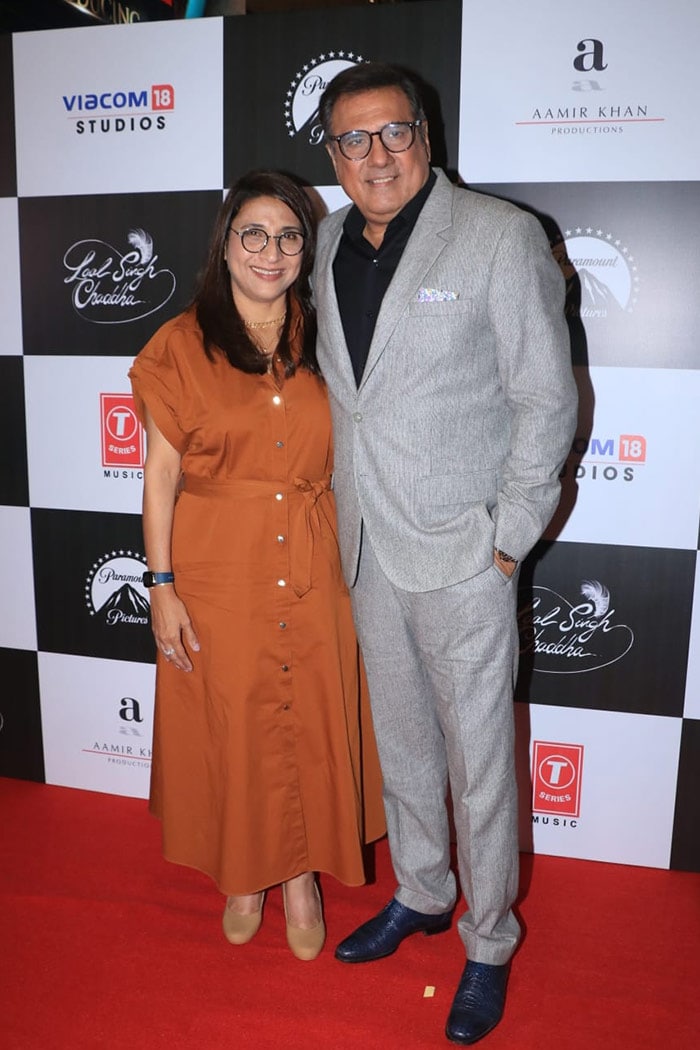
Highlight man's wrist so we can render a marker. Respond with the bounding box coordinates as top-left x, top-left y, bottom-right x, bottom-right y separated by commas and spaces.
494, 548, 517, 564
